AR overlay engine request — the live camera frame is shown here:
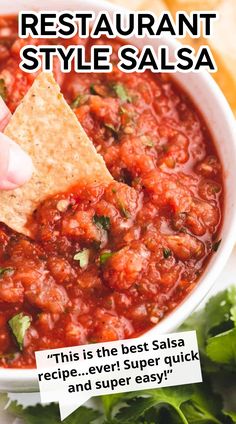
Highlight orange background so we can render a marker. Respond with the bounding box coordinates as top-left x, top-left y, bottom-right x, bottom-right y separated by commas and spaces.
109, 0, 236, 116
